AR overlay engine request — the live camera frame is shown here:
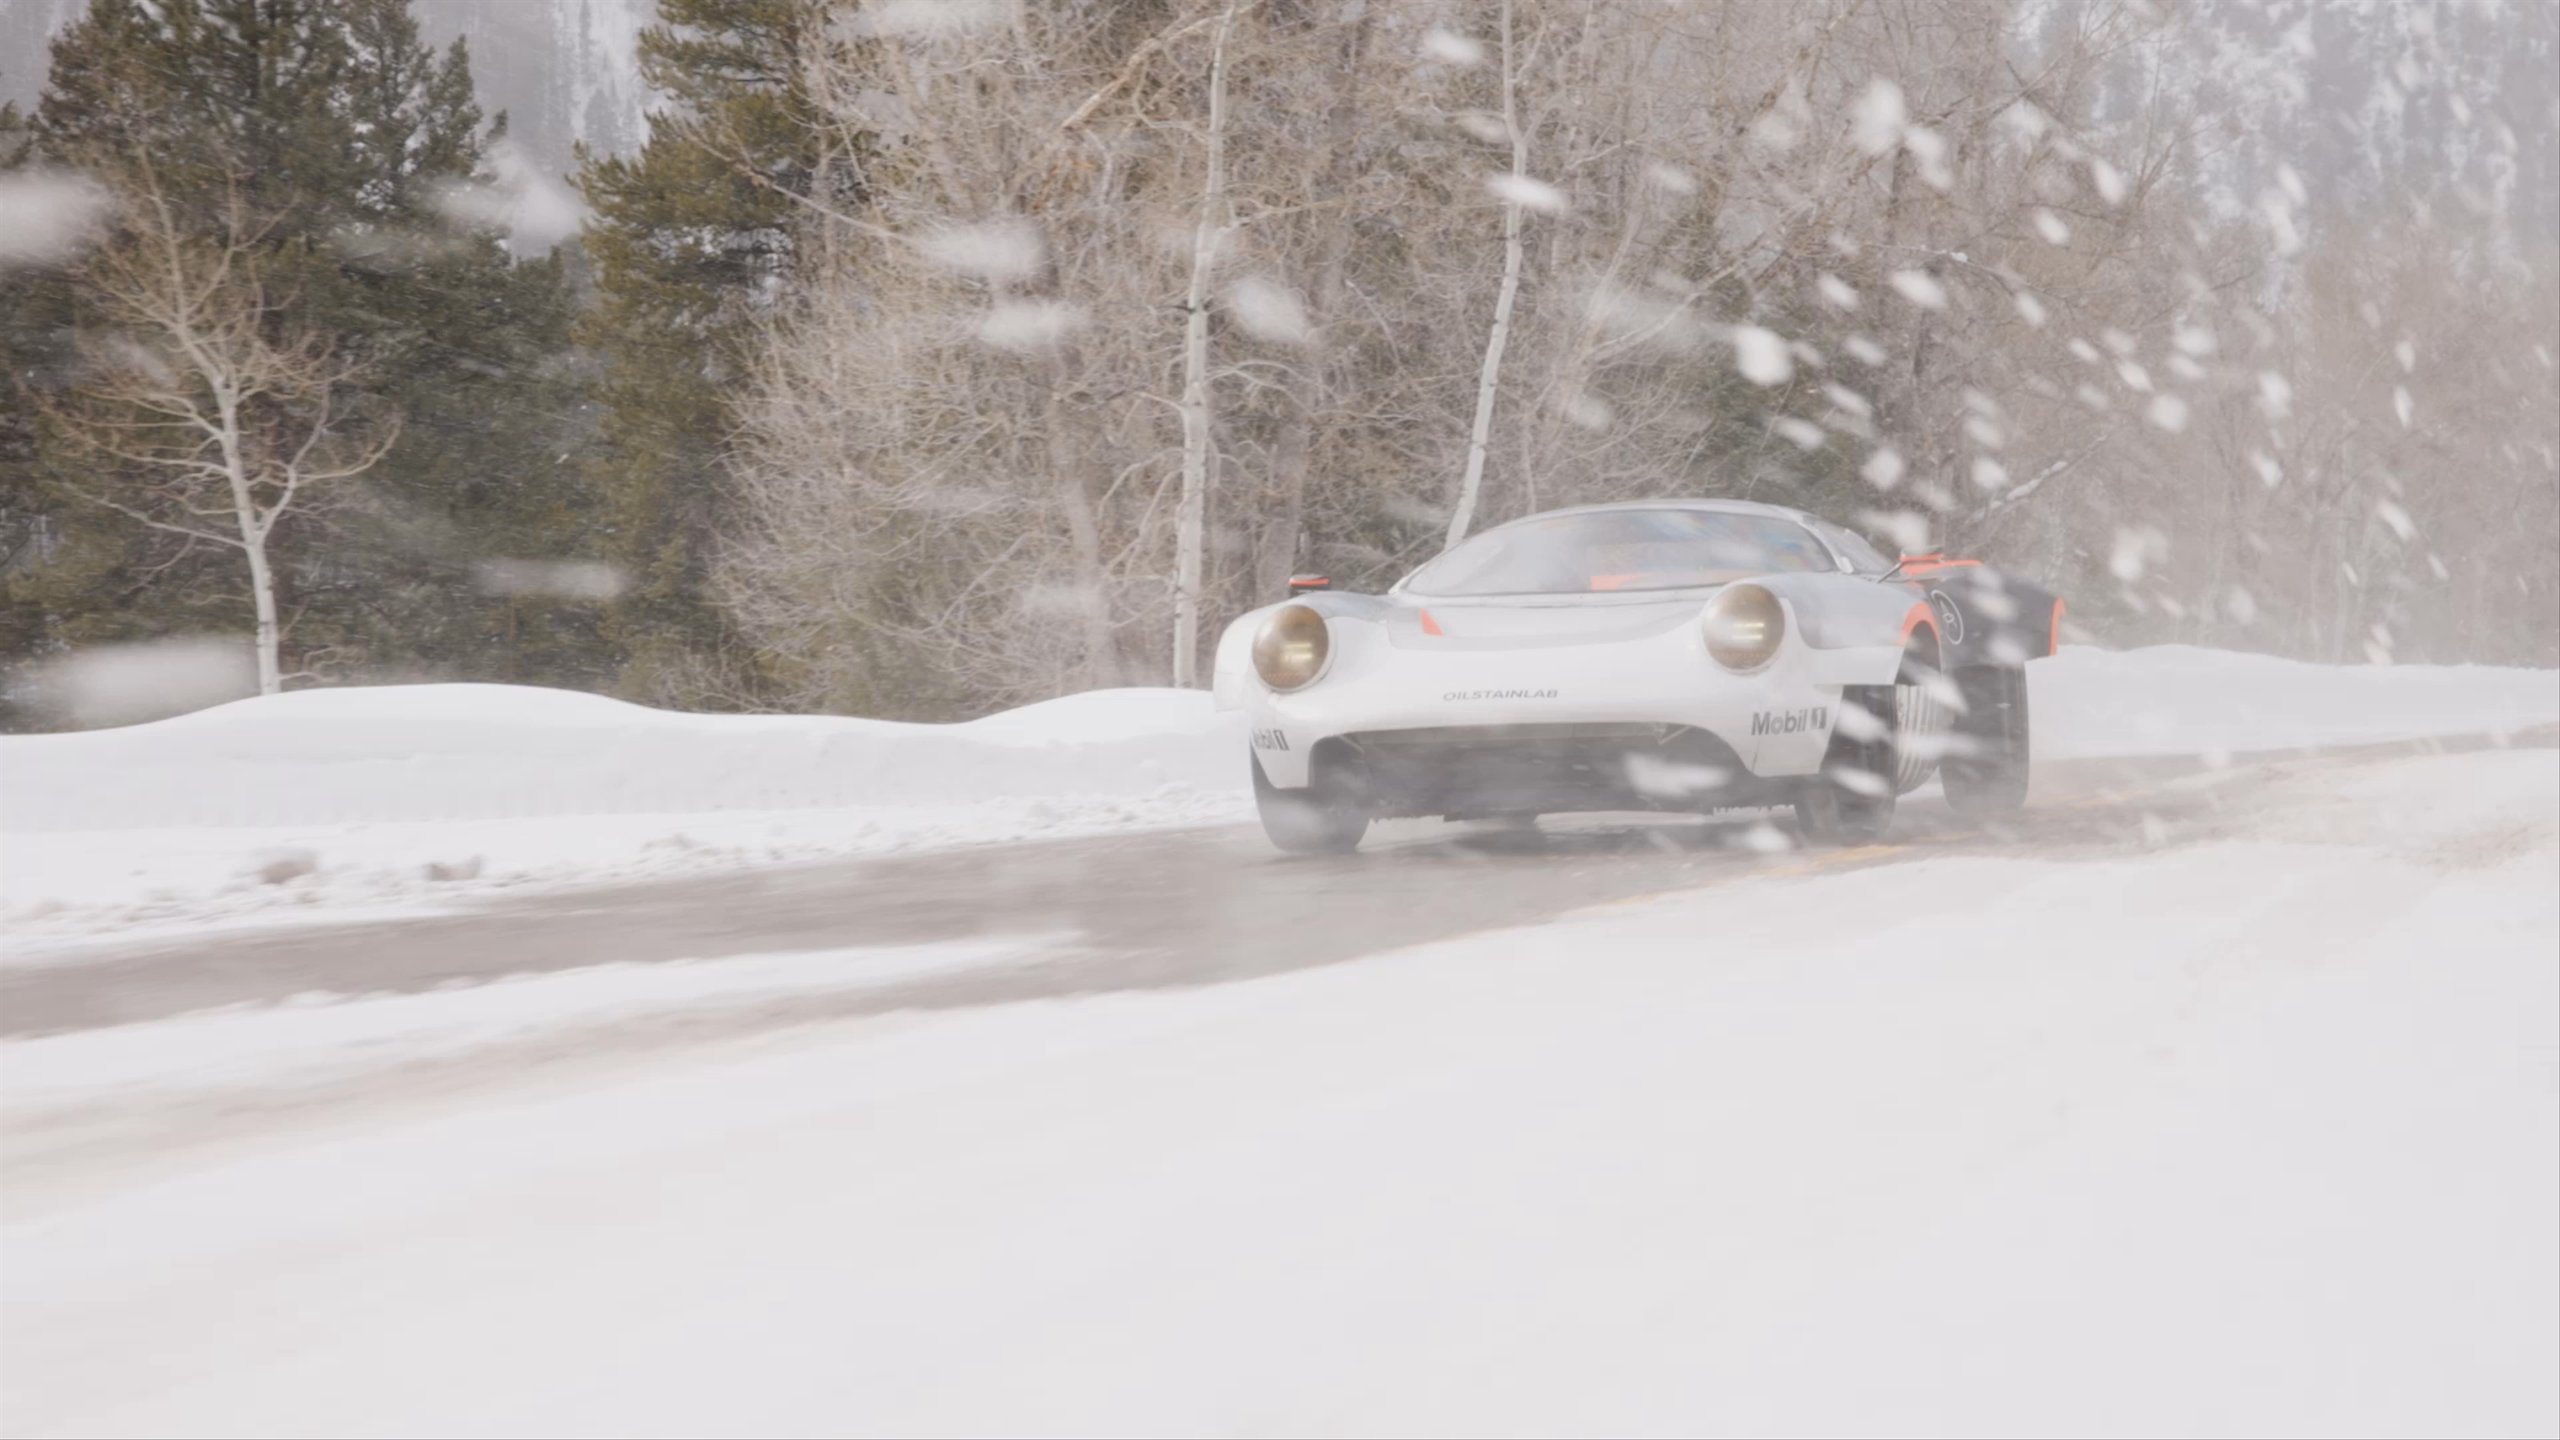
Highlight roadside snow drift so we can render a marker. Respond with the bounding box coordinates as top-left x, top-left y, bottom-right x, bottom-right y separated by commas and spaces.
1, 686, 1246, 937
3, 683, 1235, 828
2030, 644, 2559, 760
1, 646, 2553, 938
